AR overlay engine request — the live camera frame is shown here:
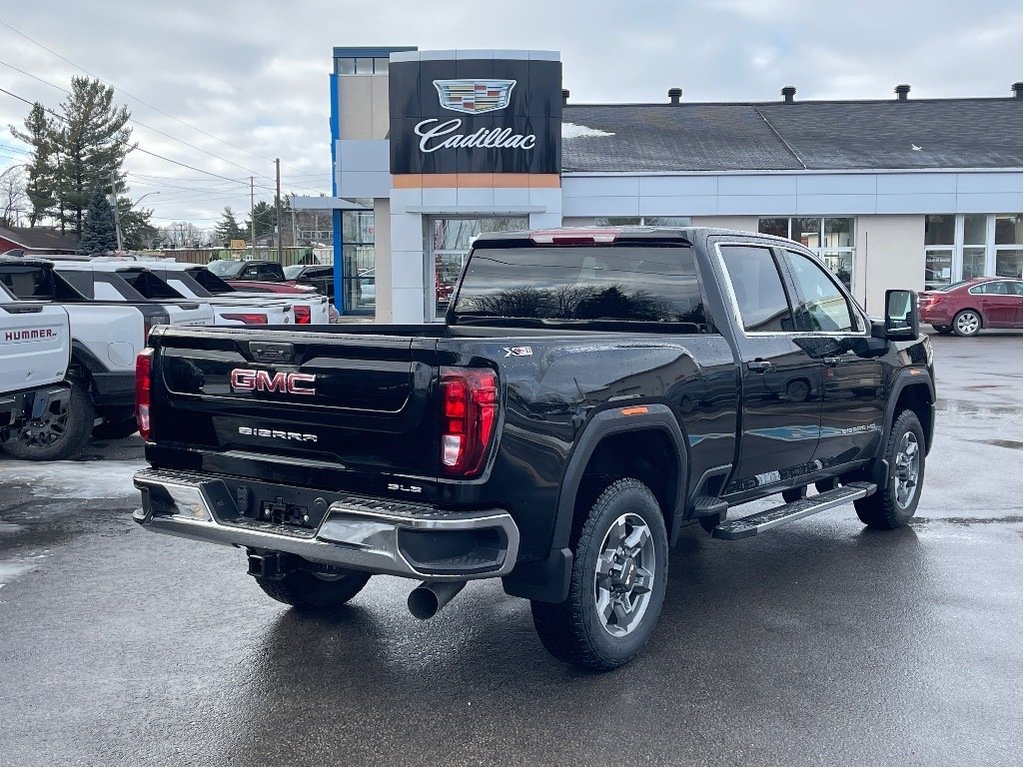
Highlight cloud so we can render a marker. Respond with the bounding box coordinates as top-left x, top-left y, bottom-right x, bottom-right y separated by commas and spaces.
0, 0, 1019, 225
